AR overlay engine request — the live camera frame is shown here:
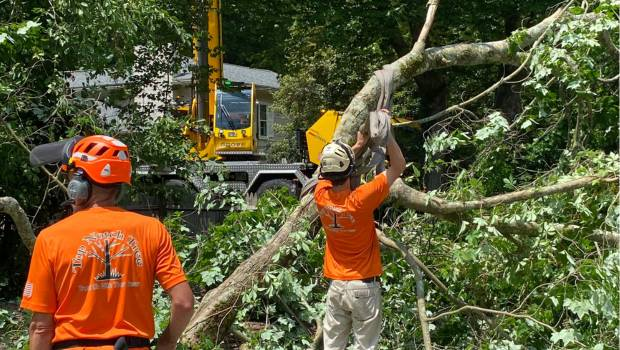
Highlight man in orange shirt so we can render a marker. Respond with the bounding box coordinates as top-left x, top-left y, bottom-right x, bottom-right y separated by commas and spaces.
21, 135, 194, 350
314, 131, 405, 350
